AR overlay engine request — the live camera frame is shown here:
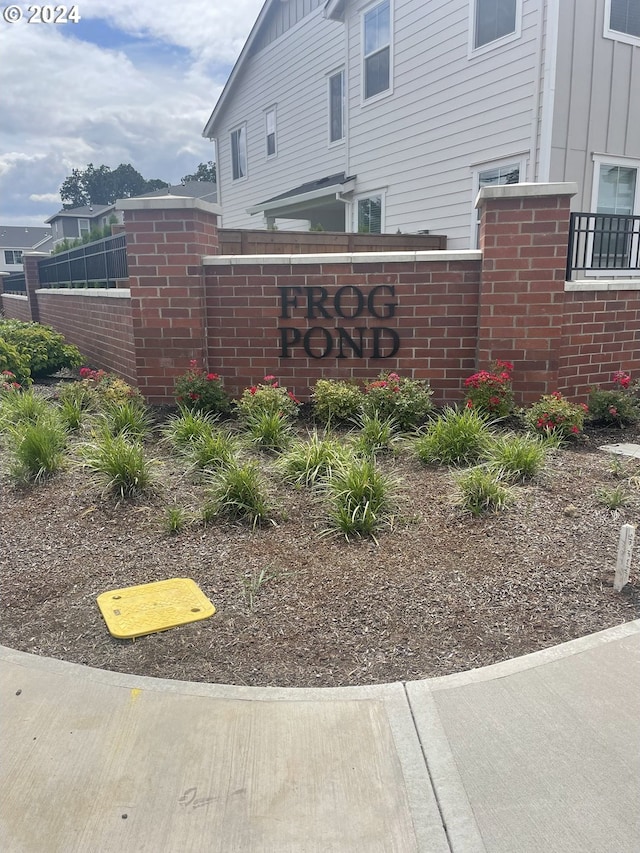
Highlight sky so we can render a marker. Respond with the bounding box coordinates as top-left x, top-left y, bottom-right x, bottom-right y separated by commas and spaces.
0, 0, 265, 226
